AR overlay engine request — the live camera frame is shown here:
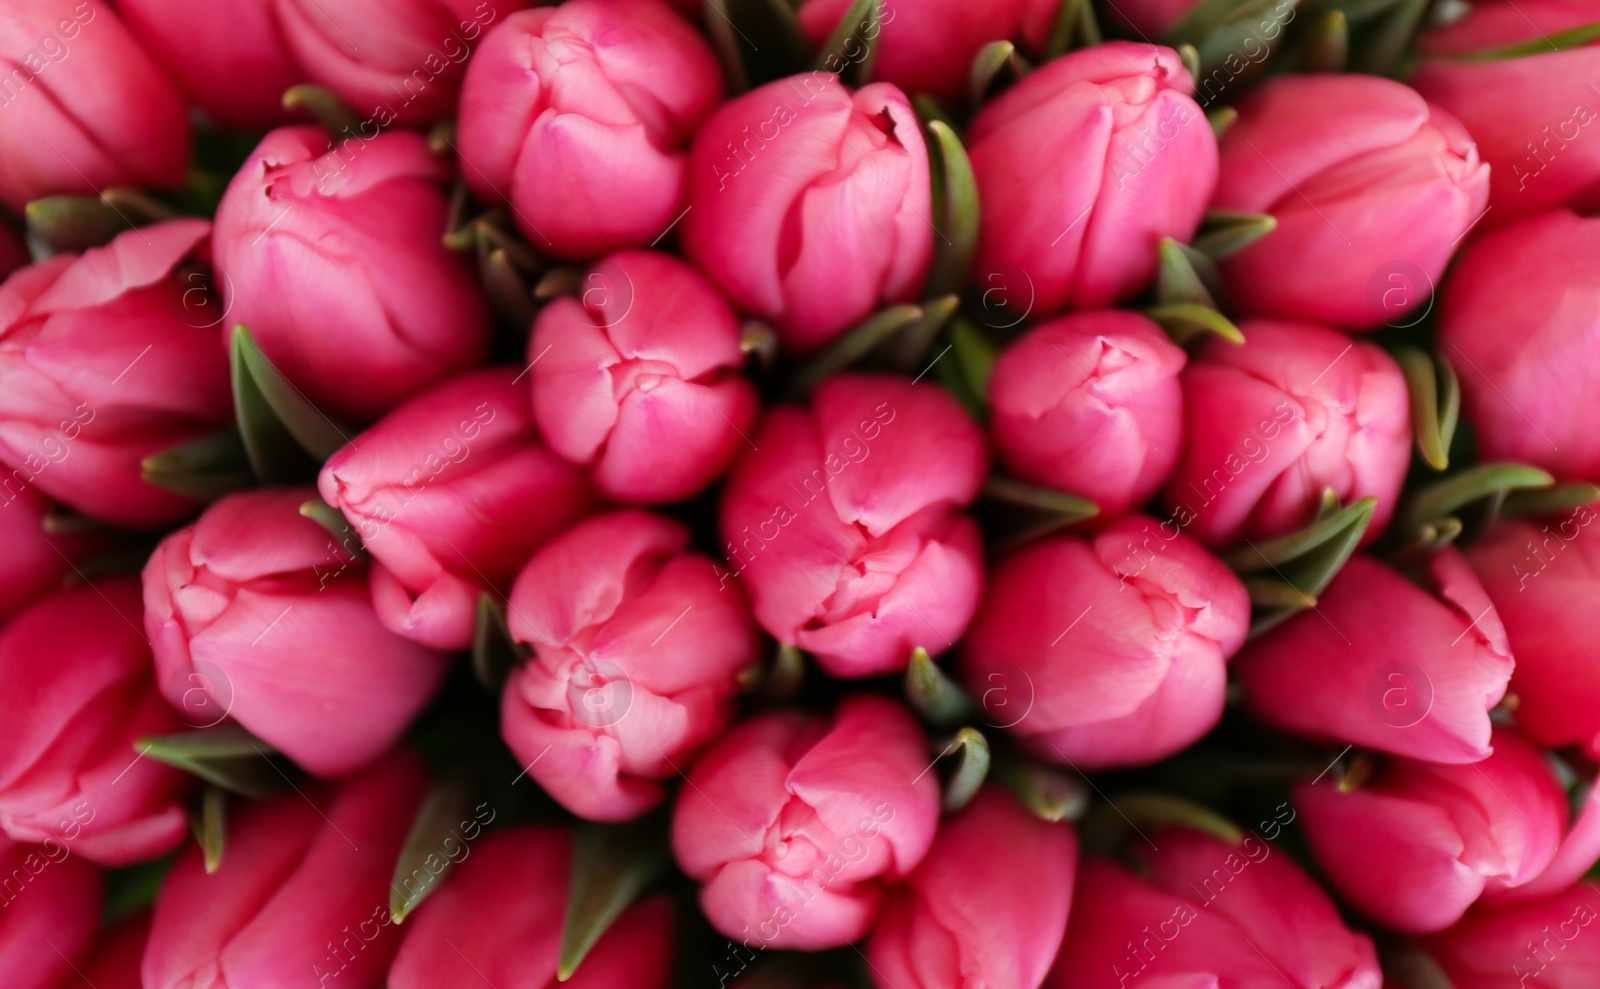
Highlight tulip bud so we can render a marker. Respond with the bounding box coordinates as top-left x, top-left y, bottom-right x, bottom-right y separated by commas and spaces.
214, 126, 489, 423
672, 695, 940, 949
318, 367, 594, 650
0, 834, 101, 989
0, 488, 100, 621
1051, 828, 1382, 989
1440, 209, 1600, 481
143, 488, 448, 778
0, 219, 232, 528
1235, 550, 1515, 764
968, 42, 1217, 317
0, 0, 190, 210
529, 251, 760, 503
682, 73, 932, 353
143, 750, 426, 989
458, 0, 723, 259
1213, 74, 1489, 330
867, 787, 1077, 989
1421, 883, 1600, 989
391, 827, 674, 989
1162, 320, 1411, 548
960, 514, 1249, 769
501, 510, 759, 821
719, 373, 985, 678
989, 311, 1186, 516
